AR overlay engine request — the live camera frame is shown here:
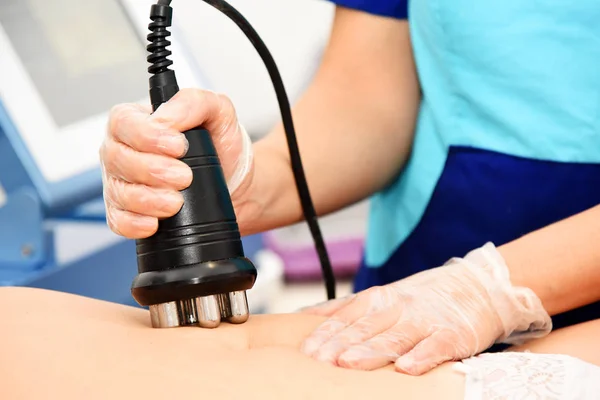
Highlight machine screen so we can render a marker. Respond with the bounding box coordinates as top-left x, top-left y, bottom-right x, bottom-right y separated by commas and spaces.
0, 0, 148, 128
